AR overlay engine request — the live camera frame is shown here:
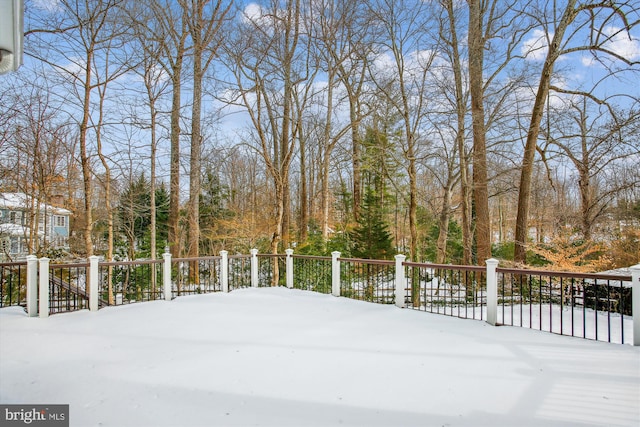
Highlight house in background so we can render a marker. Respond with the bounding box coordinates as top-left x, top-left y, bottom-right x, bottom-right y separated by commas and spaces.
0, 192, 71, 260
